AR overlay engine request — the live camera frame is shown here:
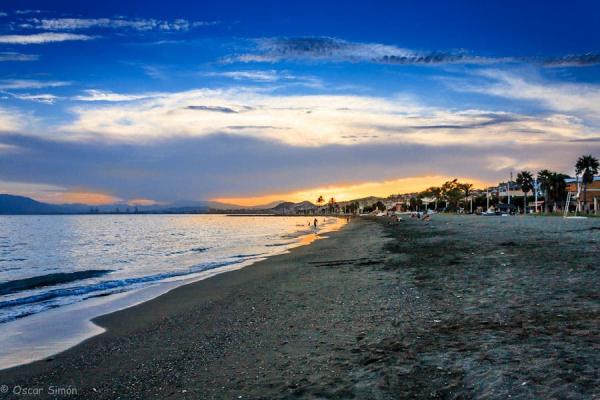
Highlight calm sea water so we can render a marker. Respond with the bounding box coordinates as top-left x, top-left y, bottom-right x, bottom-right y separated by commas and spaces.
0, 214, 343, 325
